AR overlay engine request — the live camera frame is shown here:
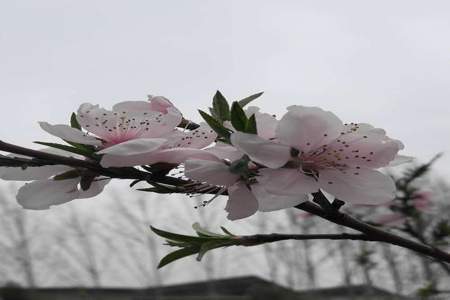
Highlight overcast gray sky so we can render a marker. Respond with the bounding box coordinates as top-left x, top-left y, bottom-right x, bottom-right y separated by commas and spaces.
1, 0, 449, 176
